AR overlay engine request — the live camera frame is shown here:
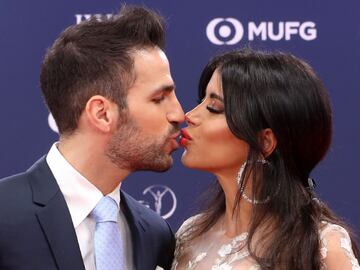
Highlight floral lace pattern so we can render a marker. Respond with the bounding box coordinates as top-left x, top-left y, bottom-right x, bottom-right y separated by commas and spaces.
172, 216, 360, 270
212, 233, 250, 269
319, 222, 360, 270
171, 215, 259, 270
